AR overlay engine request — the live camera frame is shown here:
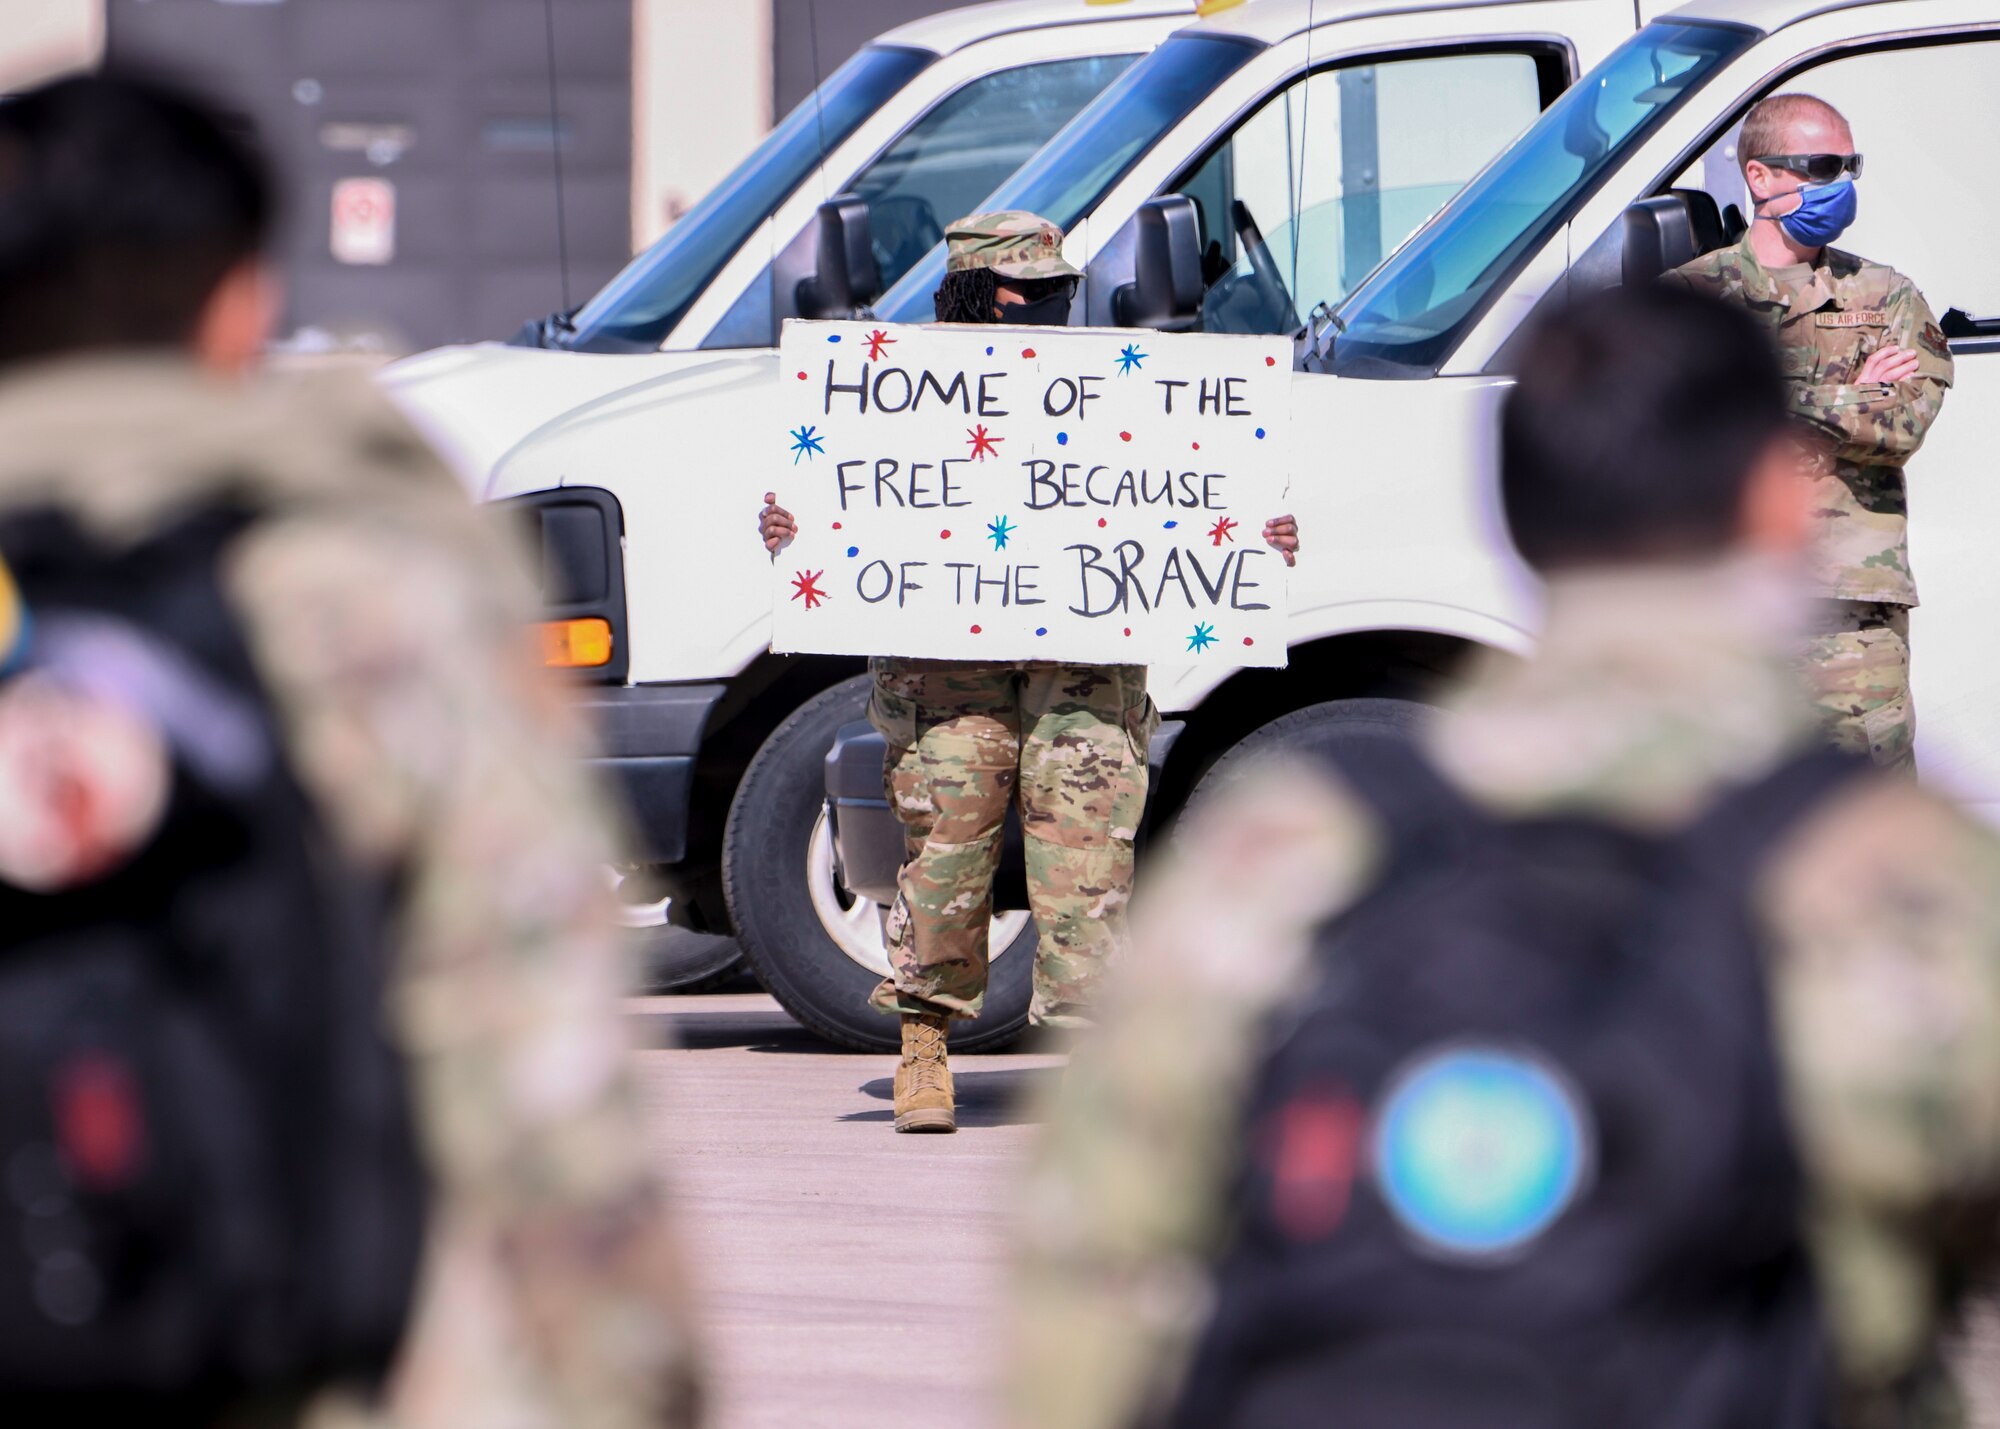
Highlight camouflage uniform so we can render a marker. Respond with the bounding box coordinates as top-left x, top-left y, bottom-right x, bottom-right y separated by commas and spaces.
1666, 237, 1953, 771
866, 658, 1158, 1027
1010, 559, 2000, 1429
869, 213, 1159, 1028
0, 357, 701, 1429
